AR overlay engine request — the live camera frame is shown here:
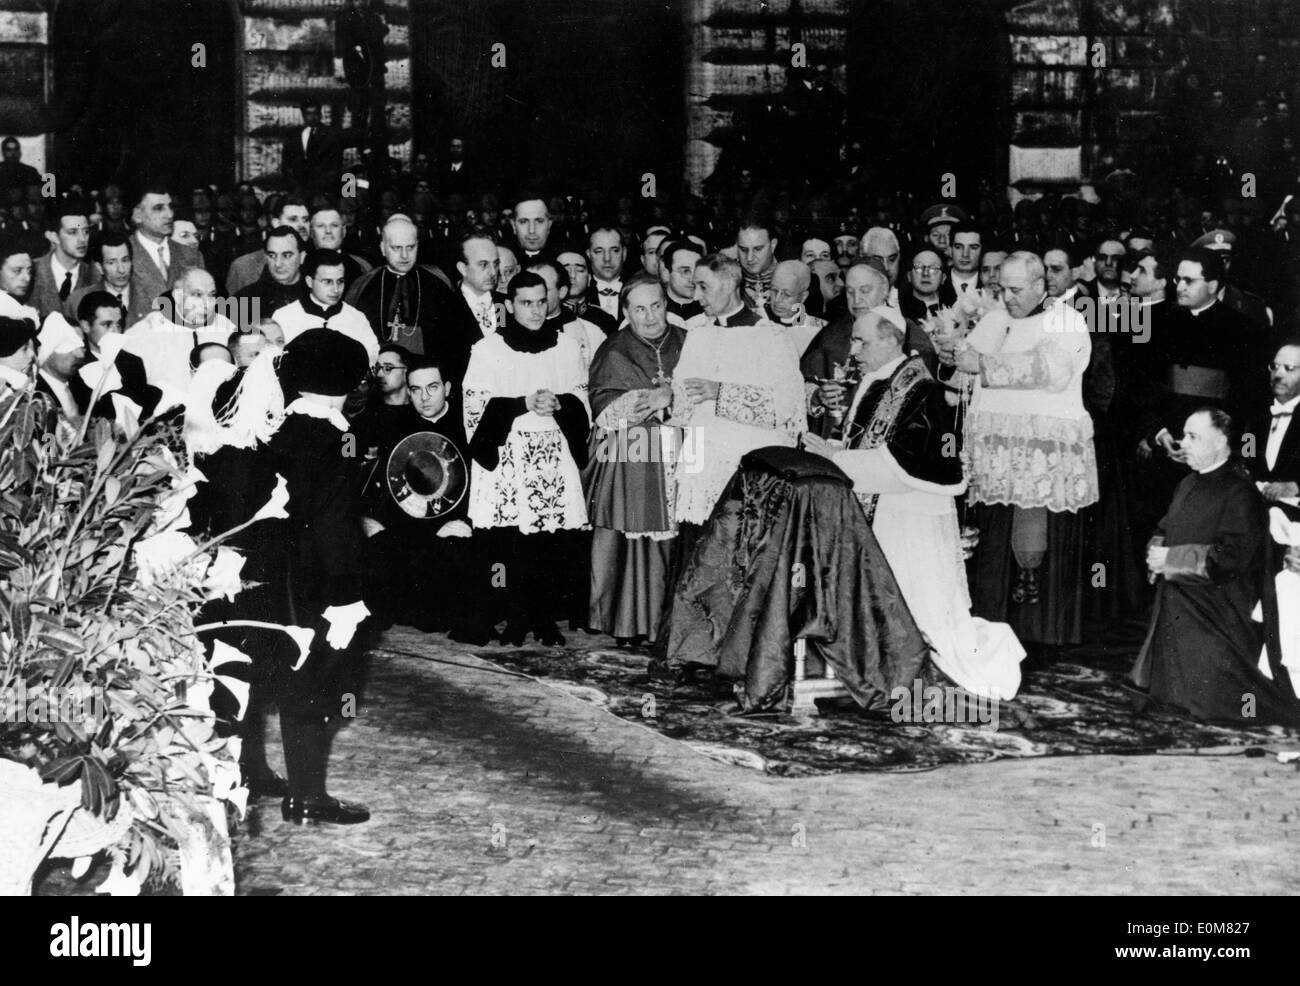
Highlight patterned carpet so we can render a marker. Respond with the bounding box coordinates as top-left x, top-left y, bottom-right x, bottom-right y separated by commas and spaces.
465, 618, 1299, 776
